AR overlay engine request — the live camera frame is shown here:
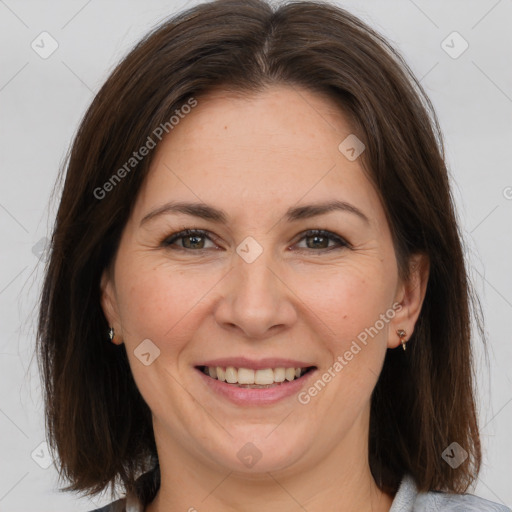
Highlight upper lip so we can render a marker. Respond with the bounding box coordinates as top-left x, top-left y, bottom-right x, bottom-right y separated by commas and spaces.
197, 357, 317, 370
